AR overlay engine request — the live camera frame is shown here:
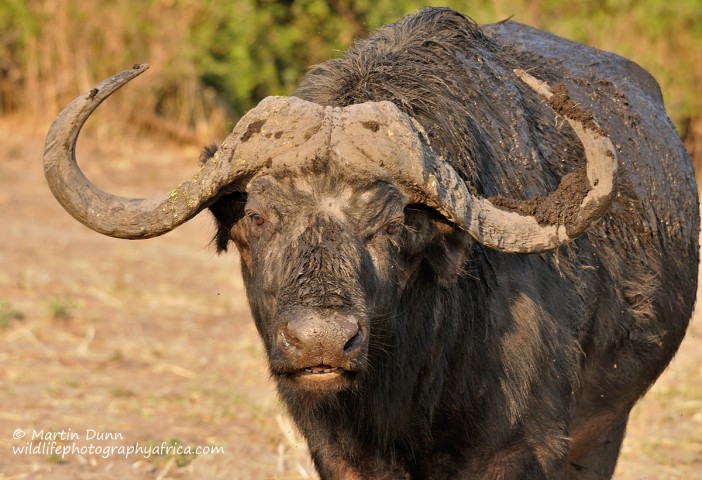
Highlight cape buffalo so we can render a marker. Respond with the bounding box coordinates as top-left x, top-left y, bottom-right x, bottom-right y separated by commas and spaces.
43, 7, 698, 479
